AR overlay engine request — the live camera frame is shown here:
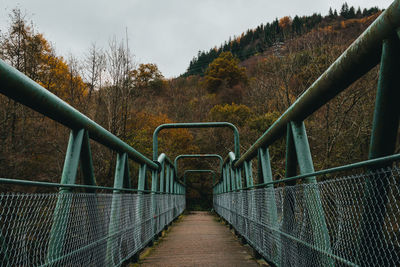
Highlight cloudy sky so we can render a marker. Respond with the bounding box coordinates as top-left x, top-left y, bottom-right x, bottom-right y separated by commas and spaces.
0, 0, 392, 78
